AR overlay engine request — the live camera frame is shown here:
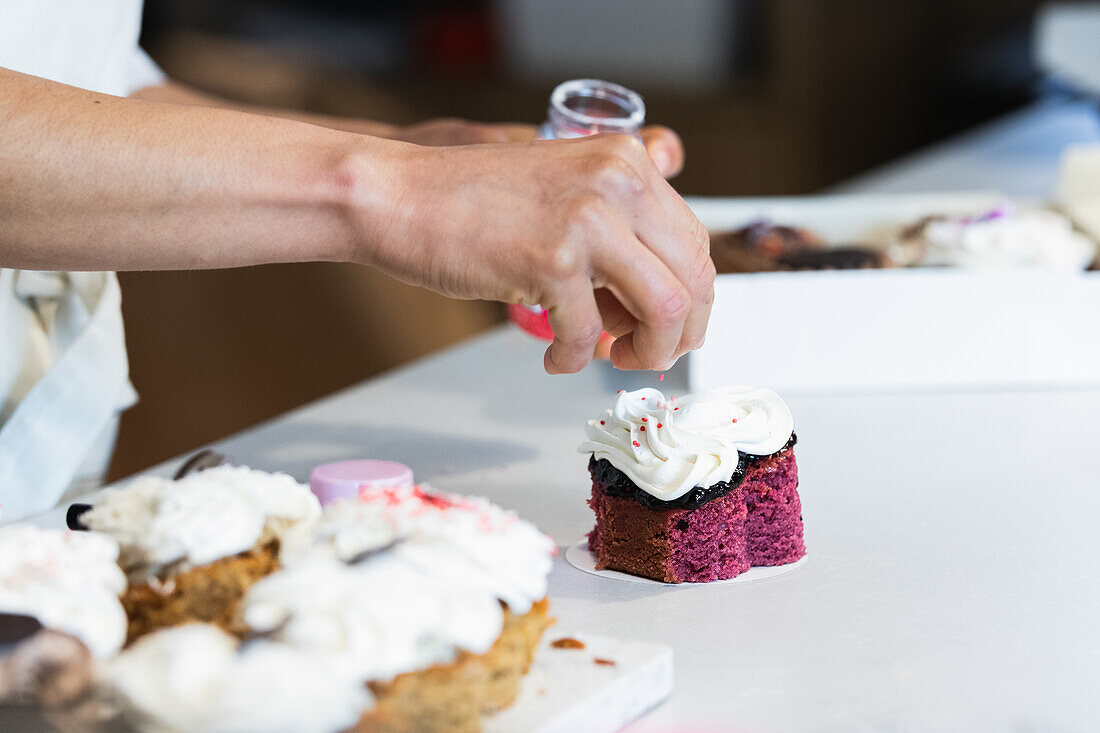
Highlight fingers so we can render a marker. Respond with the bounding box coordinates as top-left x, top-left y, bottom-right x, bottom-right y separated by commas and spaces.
588, 216, 691, 371
543, 282, 605, 375
640, 126, 685, 178
587, 137, 713, 364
